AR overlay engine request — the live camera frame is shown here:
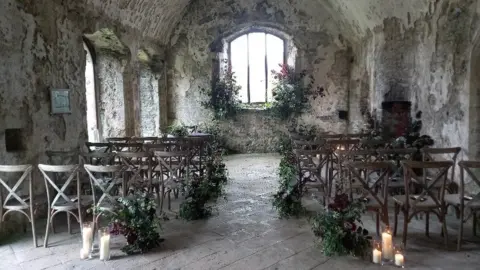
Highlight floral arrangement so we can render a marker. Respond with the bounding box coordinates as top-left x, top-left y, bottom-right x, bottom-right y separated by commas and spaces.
311, 194, 371, 257
200, 59, 241, 120
167, 123, 189, 137
98, 192, 163, 255
269, 64, 324, 120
